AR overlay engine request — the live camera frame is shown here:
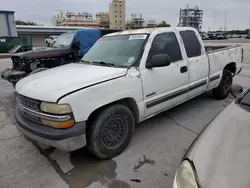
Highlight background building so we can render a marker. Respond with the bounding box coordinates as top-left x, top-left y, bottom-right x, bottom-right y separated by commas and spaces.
52, 11, 99, 28
178, 5, 203, 32
0, 10, 17, 36
96, 12, 109, 28
109, 0, 126, 30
